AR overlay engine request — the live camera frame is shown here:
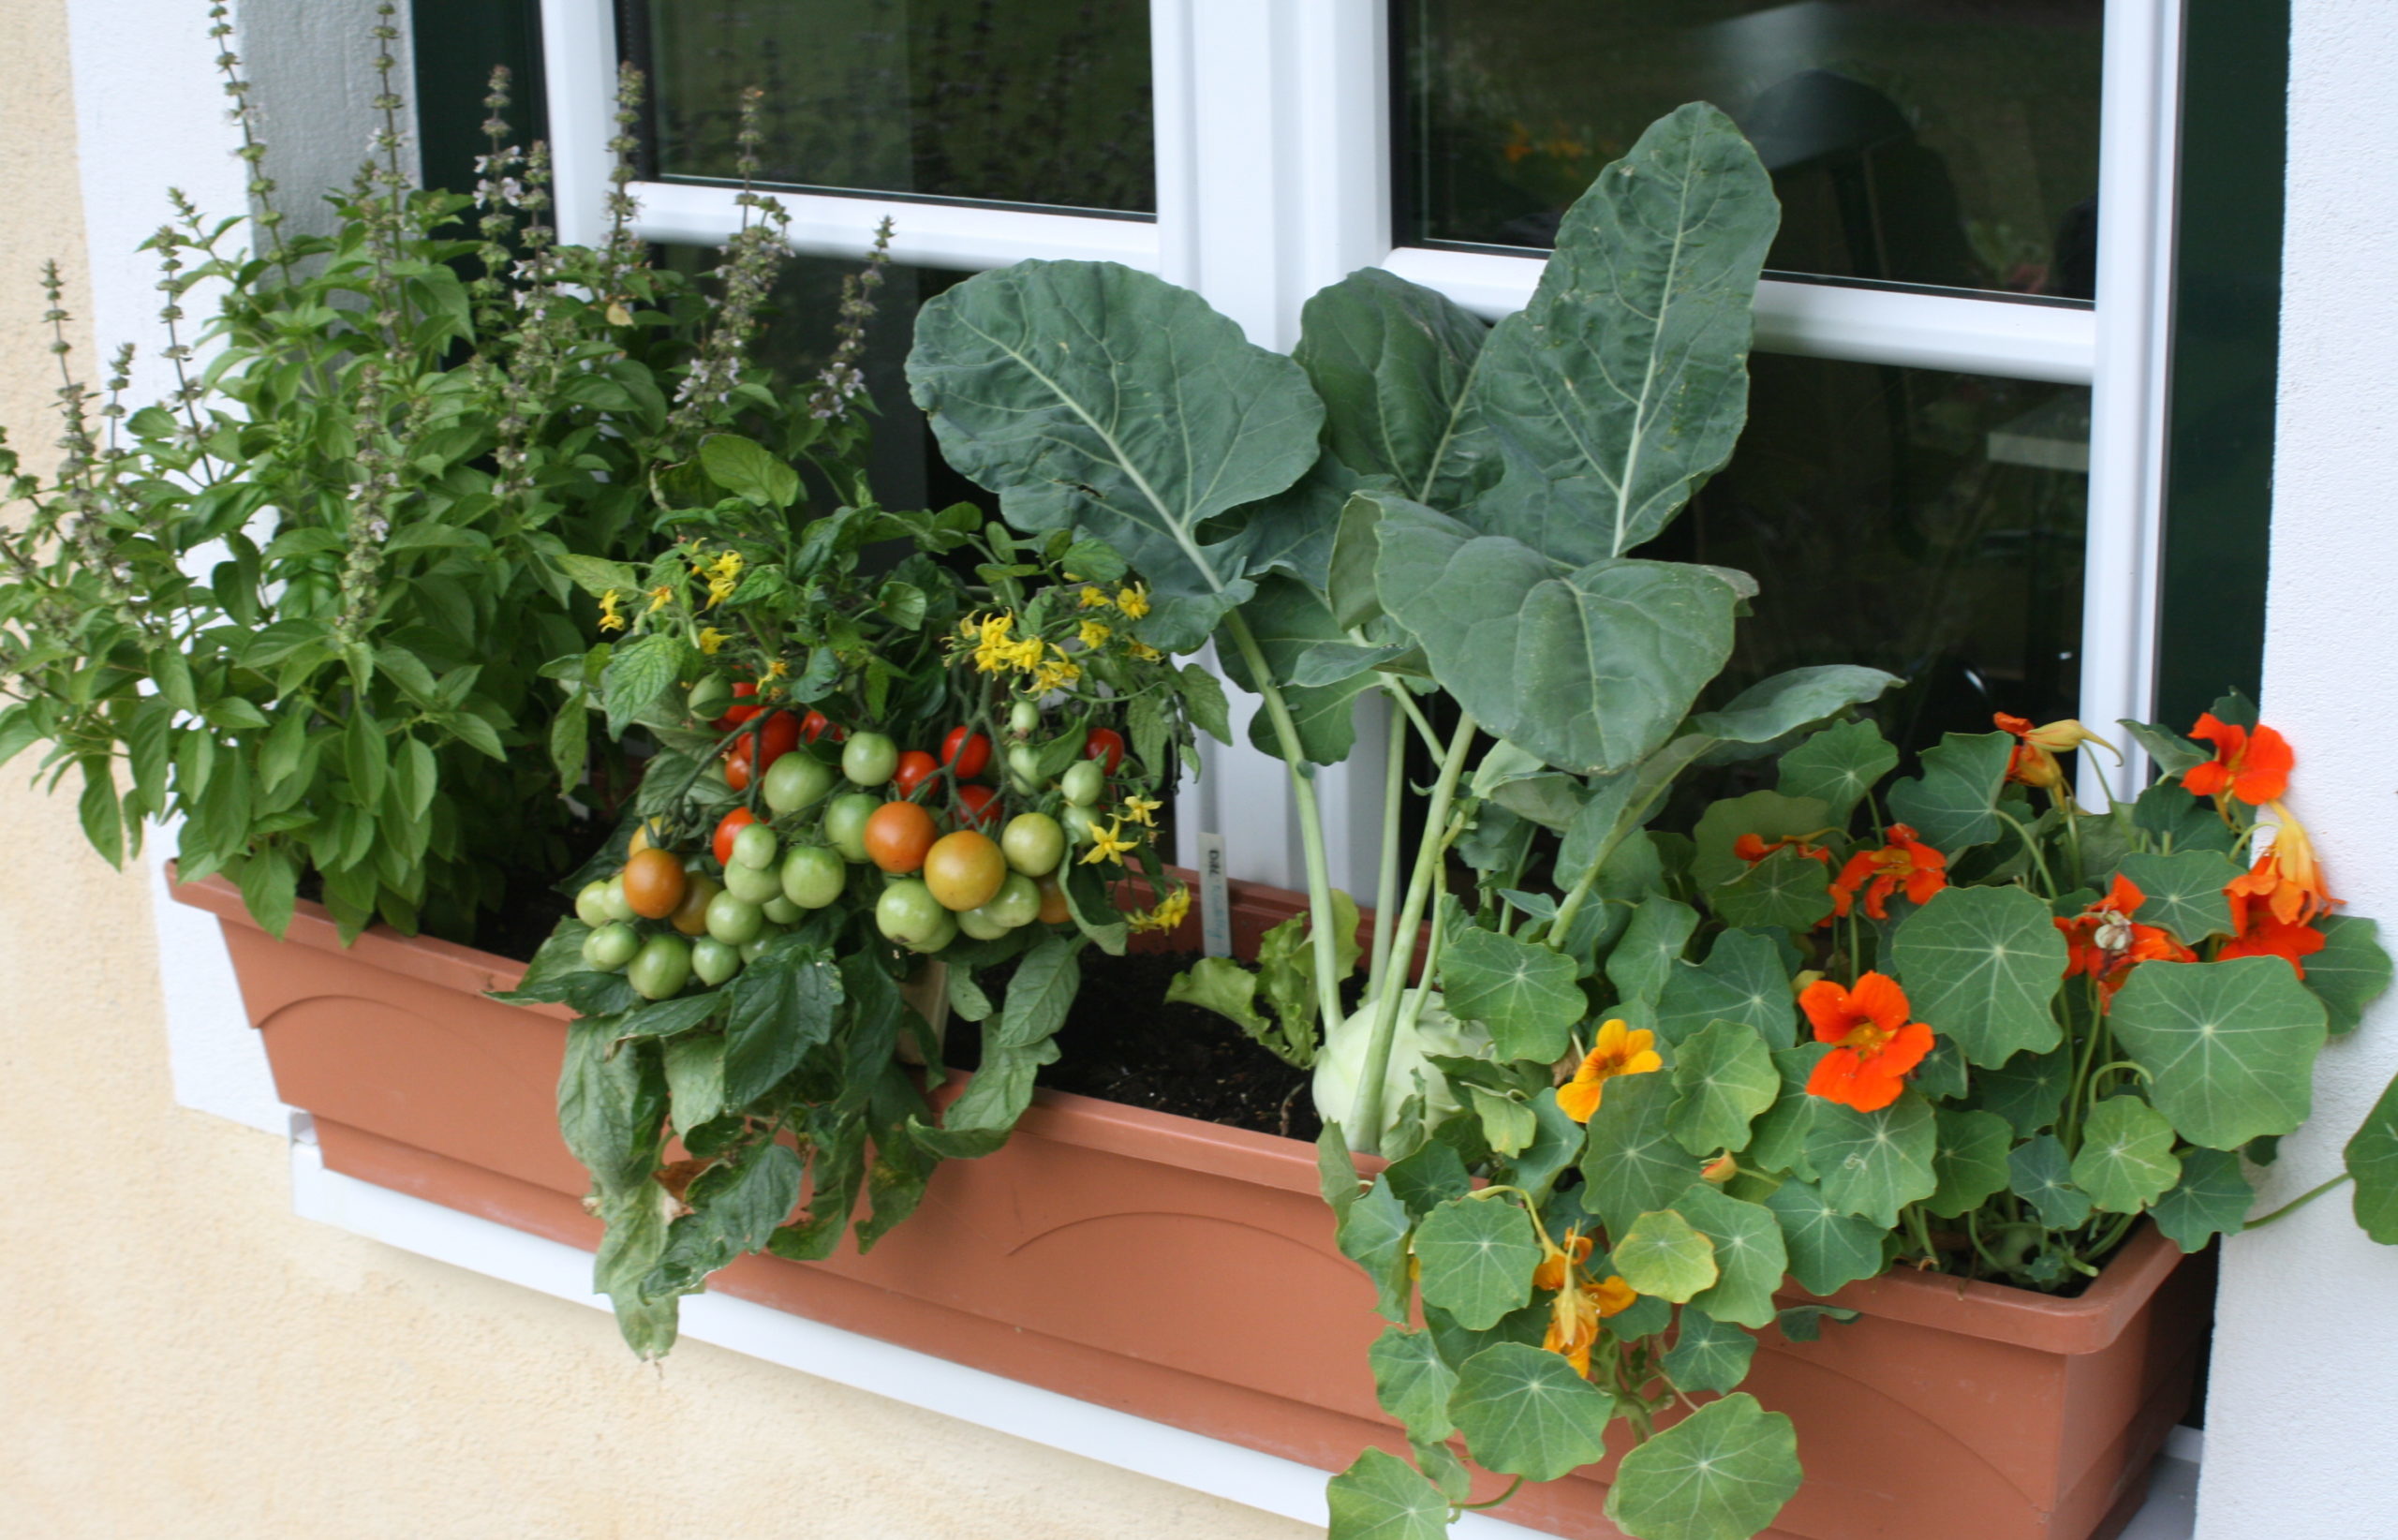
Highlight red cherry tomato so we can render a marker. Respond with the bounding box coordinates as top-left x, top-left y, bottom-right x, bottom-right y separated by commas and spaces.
956, 783, 1001, 829
893, 749, 940, 800
800, 710, 832, 743
714, 681, 762, 732
941, 726, 992, 780
713, 807, 758, 866
752, 711, 801, 774
723, 741, 754, 792
1084, 727, 1126, 775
